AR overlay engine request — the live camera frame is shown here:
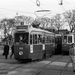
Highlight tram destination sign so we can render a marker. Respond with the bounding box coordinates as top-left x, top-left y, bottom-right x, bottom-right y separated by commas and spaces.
16, 26, 28, 30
